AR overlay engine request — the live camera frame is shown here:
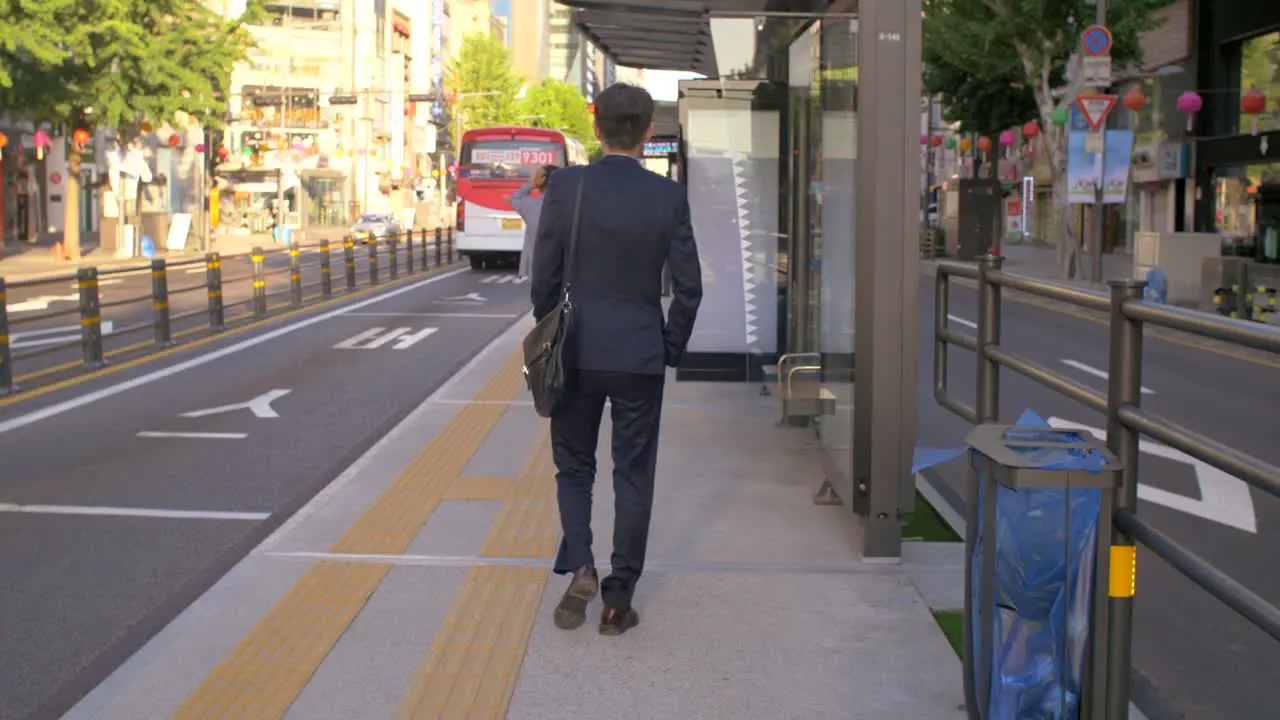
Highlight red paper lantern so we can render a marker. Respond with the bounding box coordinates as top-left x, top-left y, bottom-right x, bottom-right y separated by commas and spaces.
976, 136, 992, 153
72, 128, 91, 146
1123, 88, 1147, 113
217, 146, 229, 159
1022, 121, 1040, 139
168, 134, 181, 147
1242, 87, 1266, 115
930, 135, 943, 147
1242, 87, 1267, 136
